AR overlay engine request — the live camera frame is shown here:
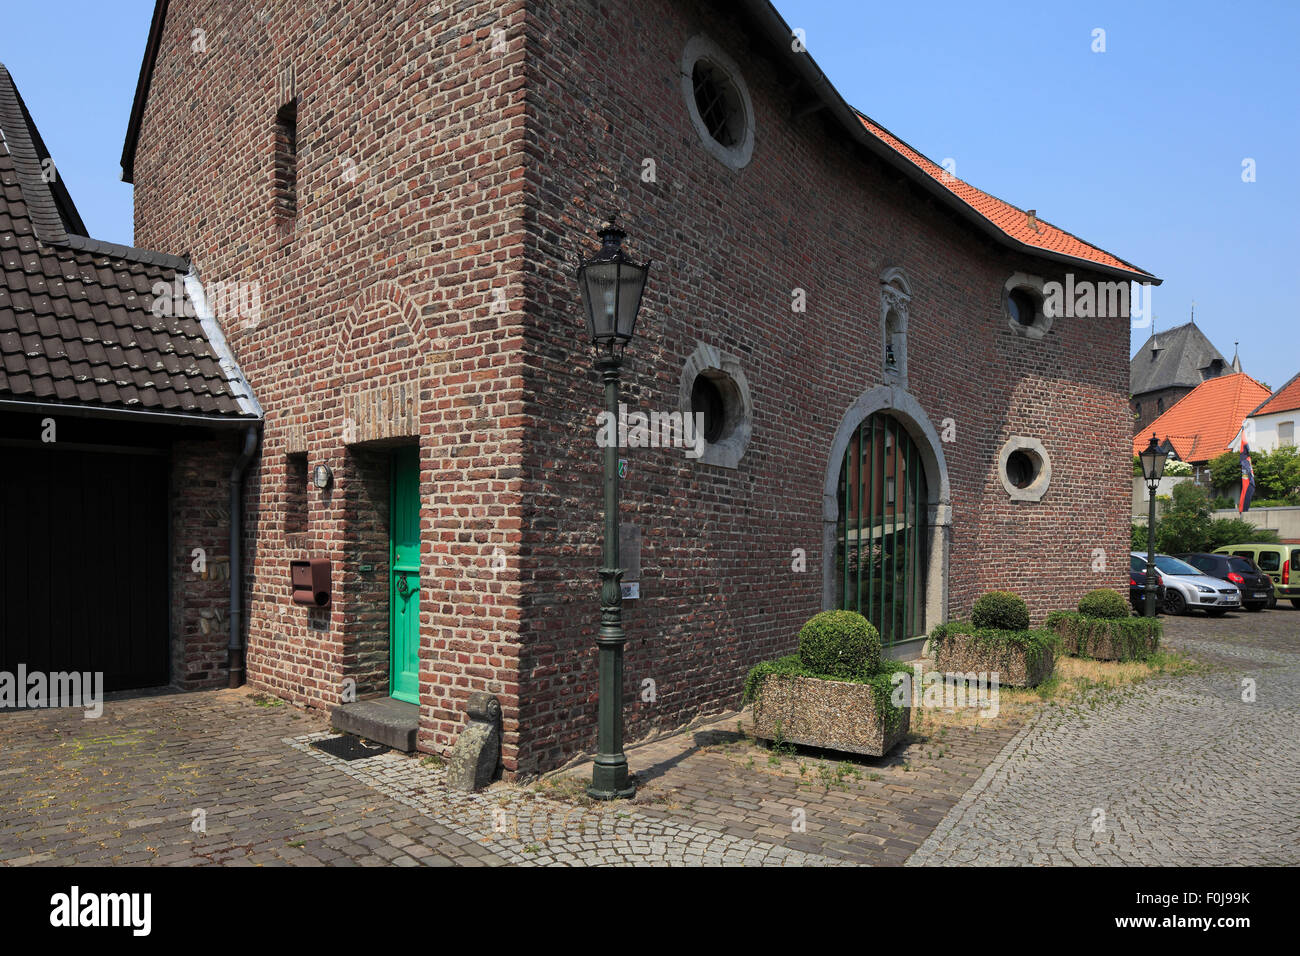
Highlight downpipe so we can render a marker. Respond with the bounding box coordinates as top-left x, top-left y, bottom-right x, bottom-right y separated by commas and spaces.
227, 426, 260, 688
